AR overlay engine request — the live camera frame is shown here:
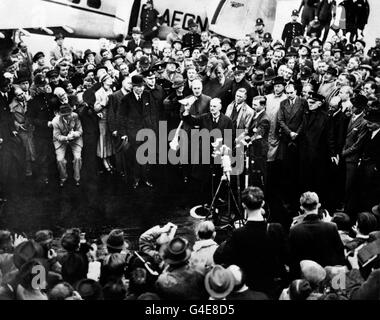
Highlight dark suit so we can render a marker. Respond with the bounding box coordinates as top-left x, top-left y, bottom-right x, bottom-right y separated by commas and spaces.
125, 39, 145, 54
357, 130, 380, 211
118, 91, 159, 182
214, 221, 289, 297
289, 214, 346, 279
183, 112, 234, 203
107, 89, 129, 176
277, 97, 307, 208
26, 93, 56, 182
0, 91, 24, 193
298, 107, 331, 201
247, 111, 270, 190
182, 32, 201, 50
327, 108, 351, 210
341, 113, 368, 215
